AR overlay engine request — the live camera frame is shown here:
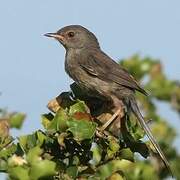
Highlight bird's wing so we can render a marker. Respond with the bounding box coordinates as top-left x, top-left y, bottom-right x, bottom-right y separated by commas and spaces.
80, 49, 148, 95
